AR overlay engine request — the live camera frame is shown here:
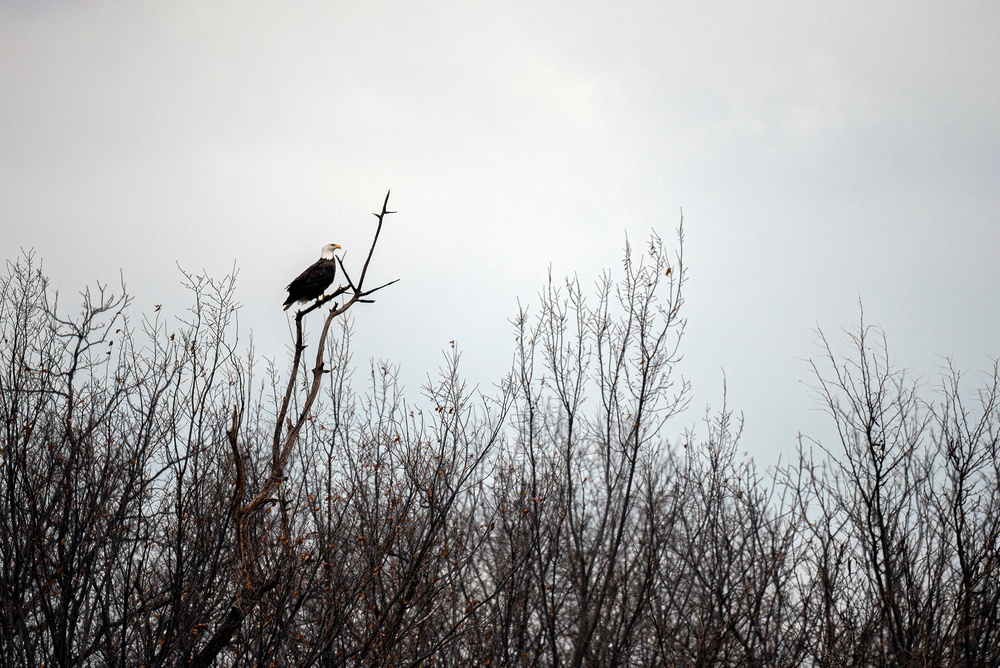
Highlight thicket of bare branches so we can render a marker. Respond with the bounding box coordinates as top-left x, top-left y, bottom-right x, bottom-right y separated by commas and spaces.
2, 203, 998, 666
